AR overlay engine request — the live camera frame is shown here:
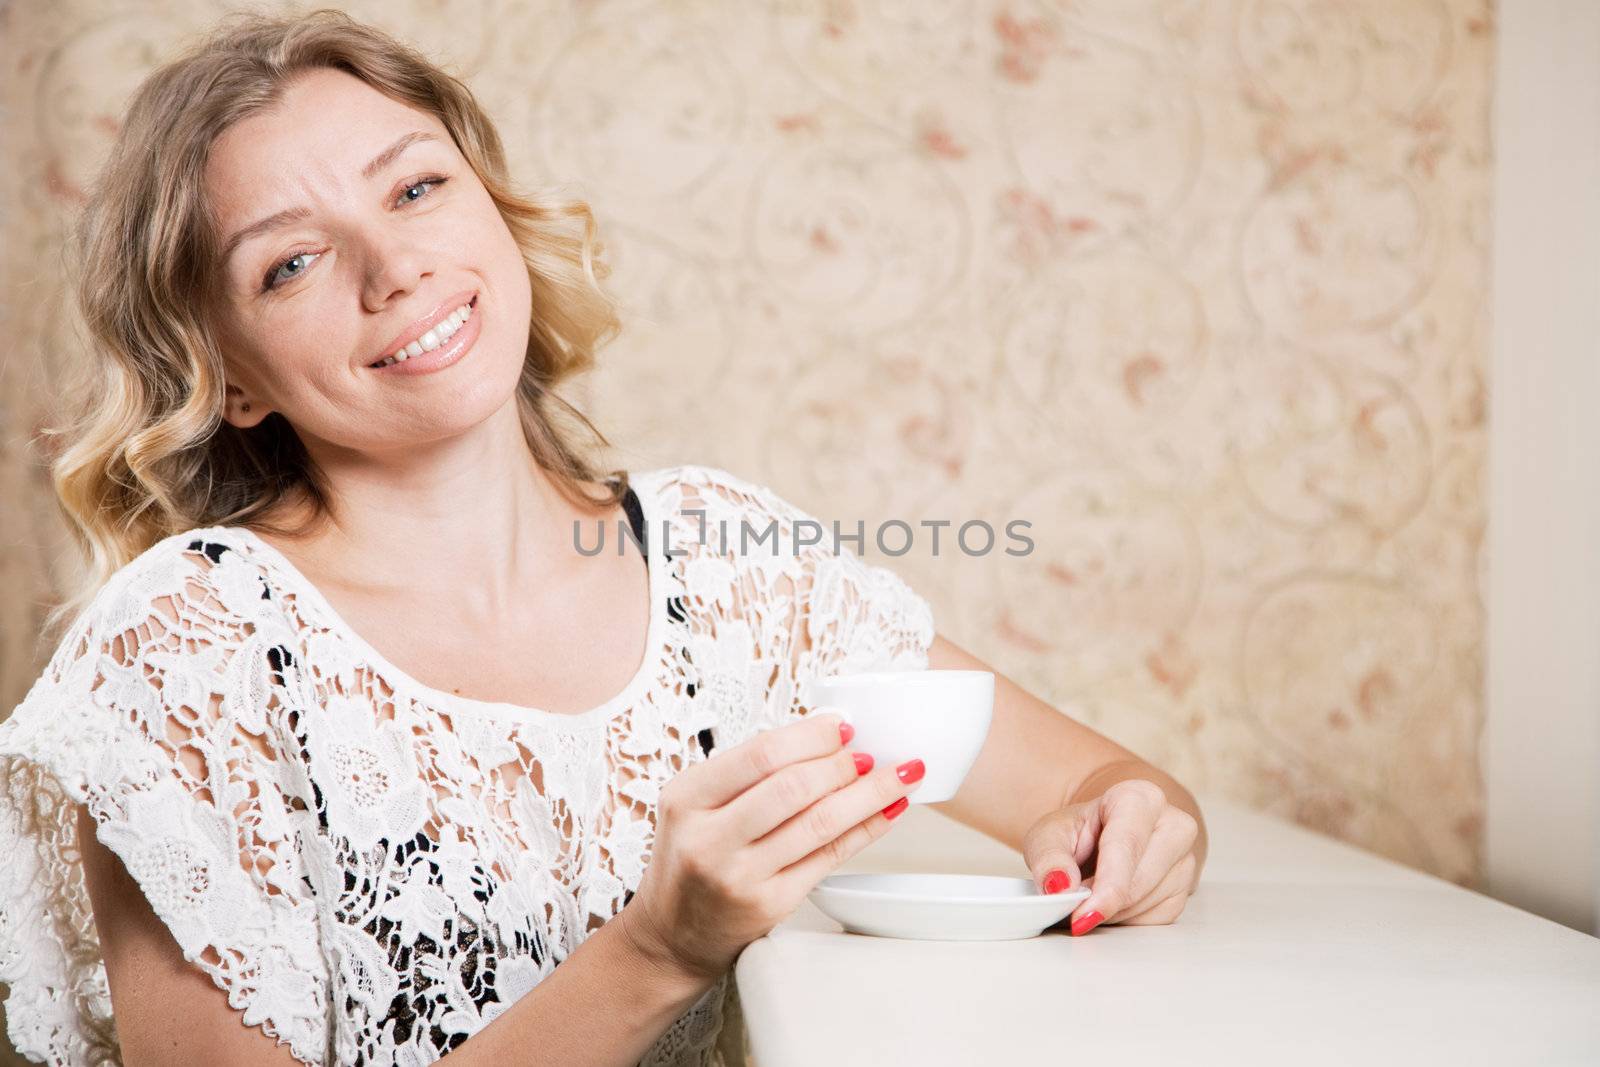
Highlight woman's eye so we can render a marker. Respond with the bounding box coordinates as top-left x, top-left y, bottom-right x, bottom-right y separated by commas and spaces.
263, 251, 320, 292
260, 177, 449, 293
397, 177, 446, 206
